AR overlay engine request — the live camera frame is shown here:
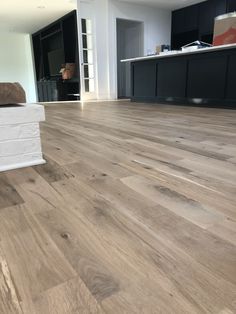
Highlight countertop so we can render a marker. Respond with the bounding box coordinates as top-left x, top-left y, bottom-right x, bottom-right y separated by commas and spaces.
121, 43, 236, 62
